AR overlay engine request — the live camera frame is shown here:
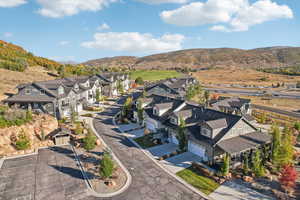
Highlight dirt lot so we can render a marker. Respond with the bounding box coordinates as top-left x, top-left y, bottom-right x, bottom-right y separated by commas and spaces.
193, 67, 300, 87
0, 66, 55, 101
